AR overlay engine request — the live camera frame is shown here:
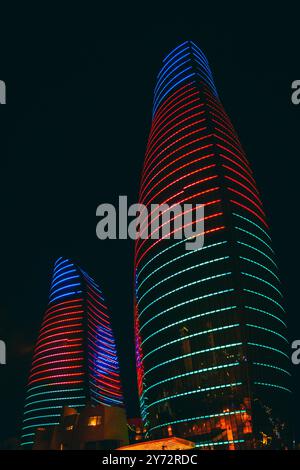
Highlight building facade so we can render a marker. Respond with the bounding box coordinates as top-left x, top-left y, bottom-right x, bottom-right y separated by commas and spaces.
134, 41, 291, 449
21, 257, 125, 448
